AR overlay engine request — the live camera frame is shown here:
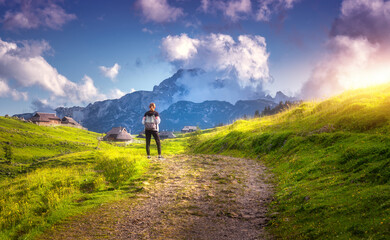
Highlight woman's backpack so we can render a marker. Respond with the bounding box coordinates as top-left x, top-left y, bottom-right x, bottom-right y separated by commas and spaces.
144, 114, 157, 131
